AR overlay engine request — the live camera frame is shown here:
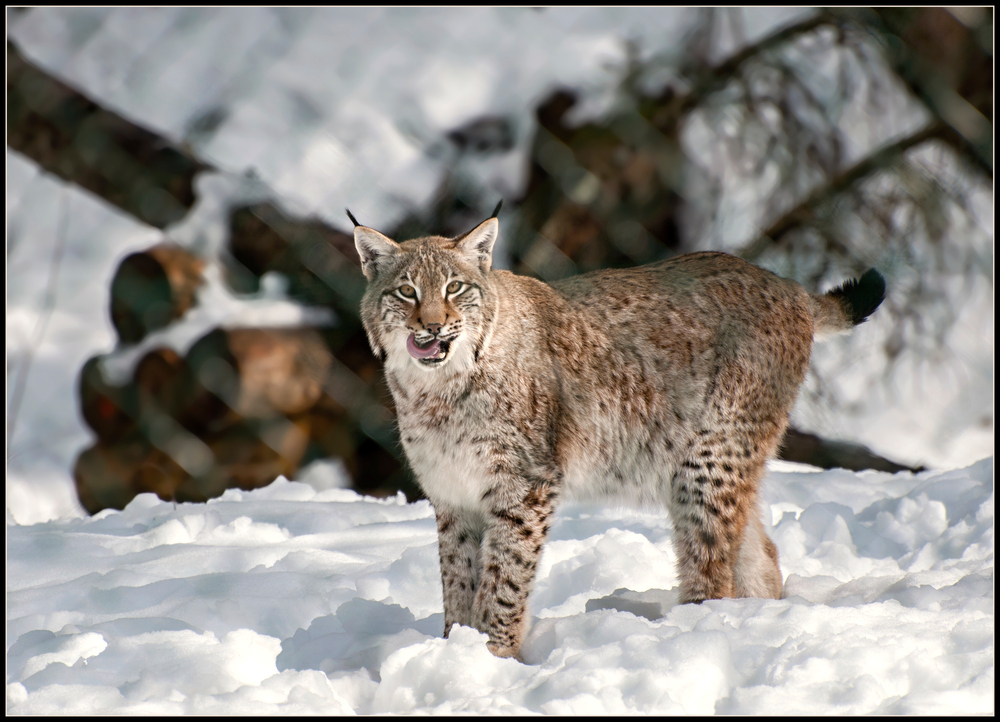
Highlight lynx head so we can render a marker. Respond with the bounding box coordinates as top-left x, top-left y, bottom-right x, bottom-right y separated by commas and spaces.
352, 207, 500, 376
